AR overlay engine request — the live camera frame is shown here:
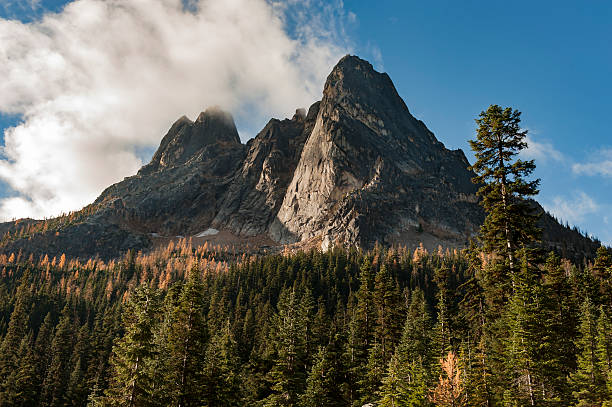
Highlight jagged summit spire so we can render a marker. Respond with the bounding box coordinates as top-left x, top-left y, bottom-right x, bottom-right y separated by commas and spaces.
140, 106, 240, 174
